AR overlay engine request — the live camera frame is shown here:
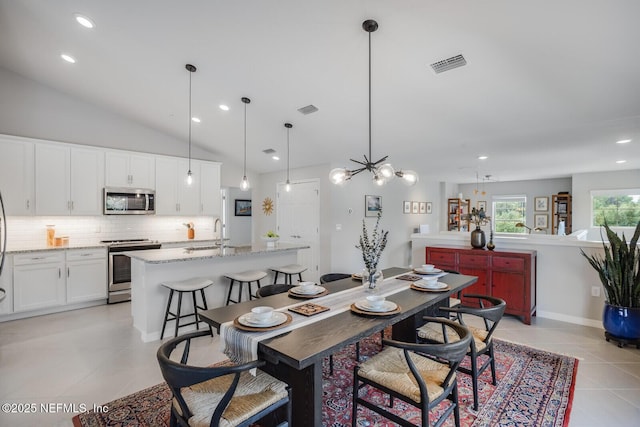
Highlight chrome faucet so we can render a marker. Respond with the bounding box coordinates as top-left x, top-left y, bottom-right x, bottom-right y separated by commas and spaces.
213, 218, 223, 247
